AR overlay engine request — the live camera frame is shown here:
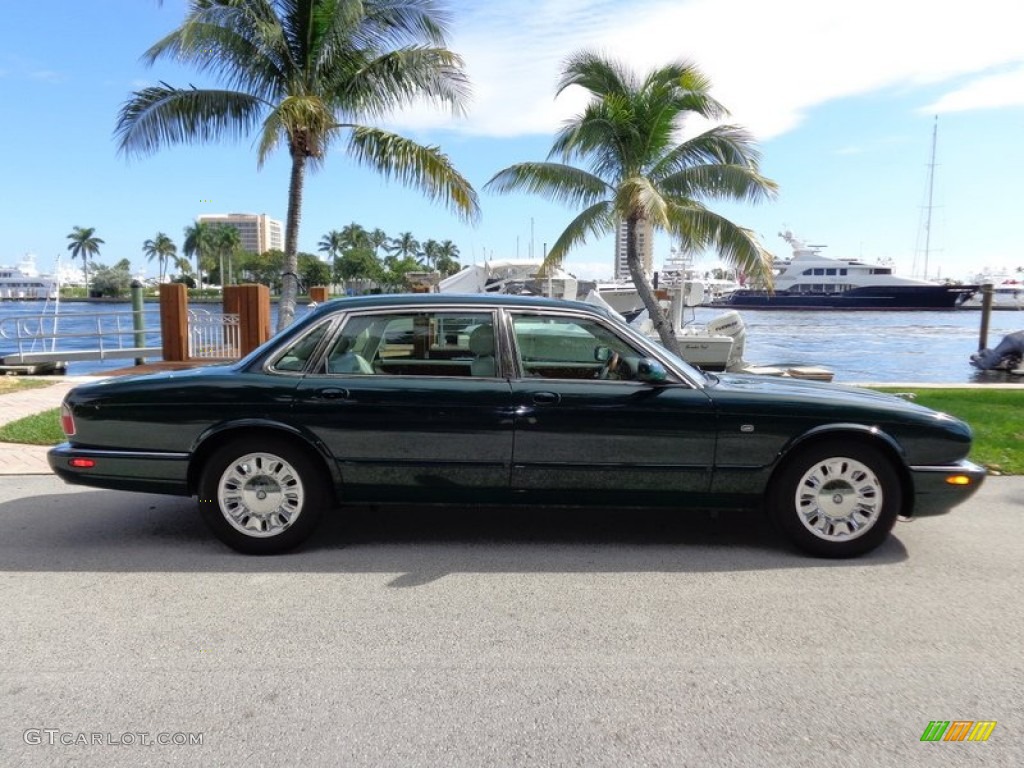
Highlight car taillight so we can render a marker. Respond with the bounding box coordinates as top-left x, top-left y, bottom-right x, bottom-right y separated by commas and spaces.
60, 403, 75, 436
